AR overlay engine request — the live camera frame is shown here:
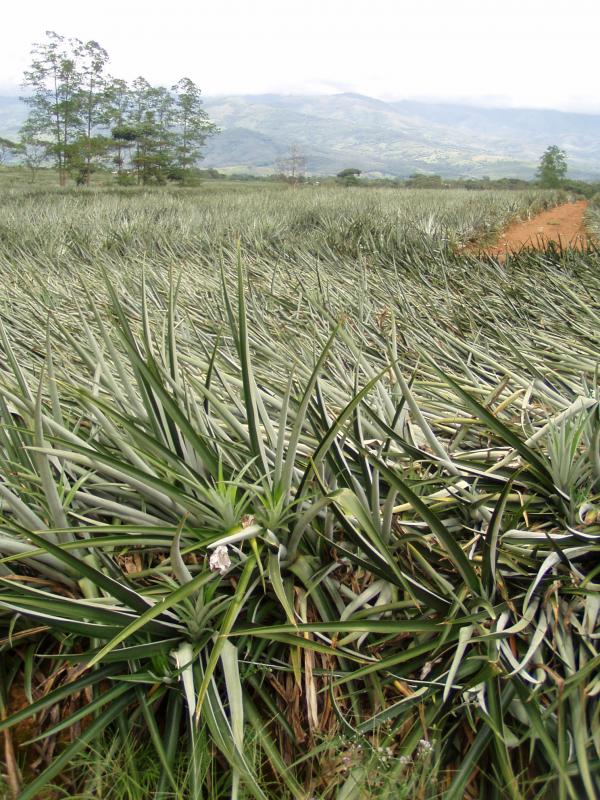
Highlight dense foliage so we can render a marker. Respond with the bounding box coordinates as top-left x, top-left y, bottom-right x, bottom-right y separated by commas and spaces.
536, 146, 568, 190
20, 32, 217, 186
0, 185, 598, 800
